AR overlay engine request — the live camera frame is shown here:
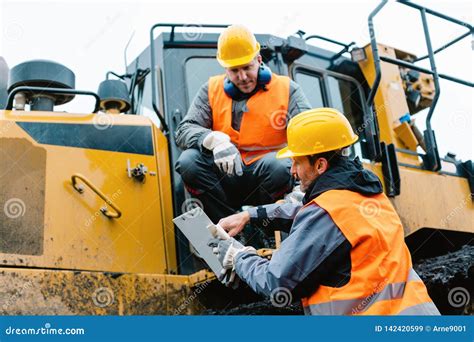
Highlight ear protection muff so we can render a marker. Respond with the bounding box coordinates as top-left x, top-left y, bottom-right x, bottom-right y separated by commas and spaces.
257, 63, 271, 86
223, 63, 272, 99
223, 77, 241, 99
